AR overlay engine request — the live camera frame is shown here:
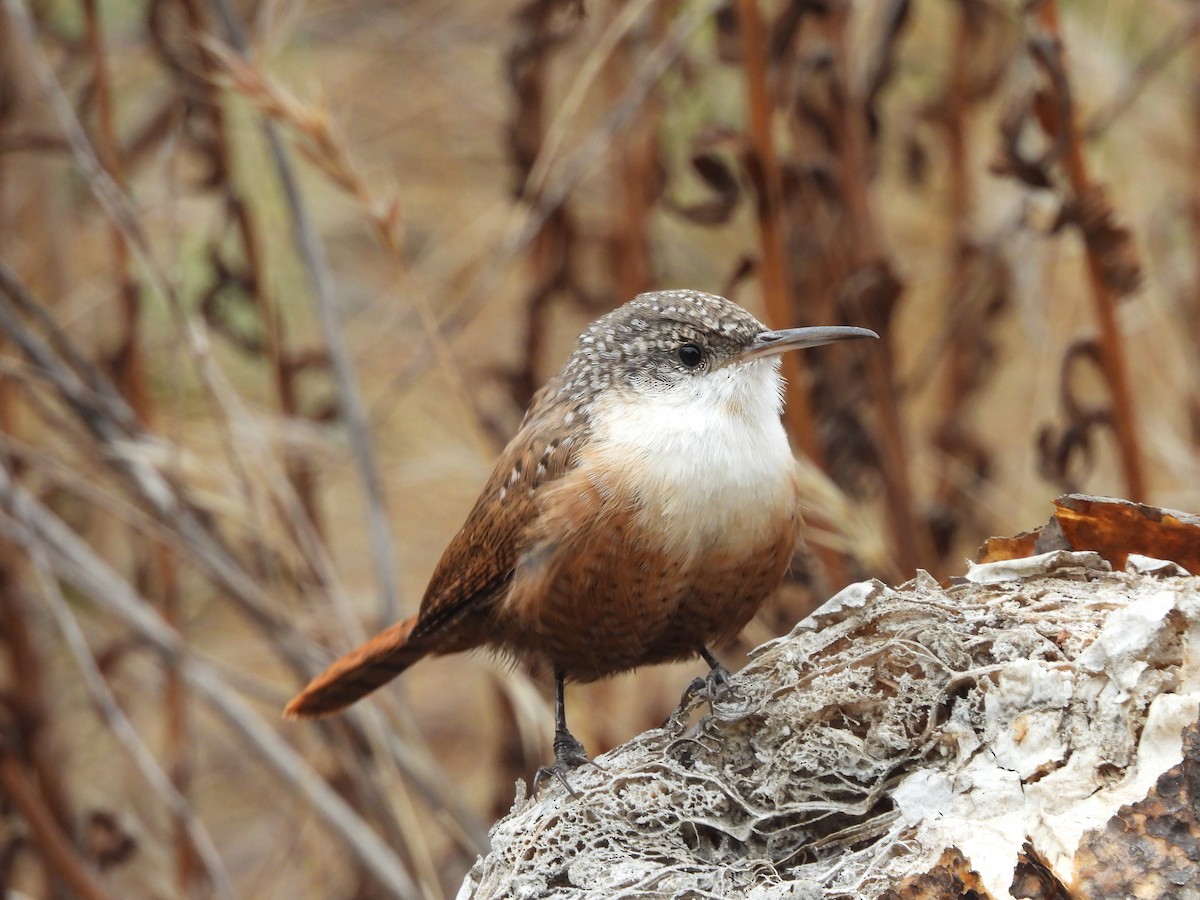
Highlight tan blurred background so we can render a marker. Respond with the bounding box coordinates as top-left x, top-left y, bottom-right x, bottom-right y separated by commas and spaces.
2, 0, 1199, 896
